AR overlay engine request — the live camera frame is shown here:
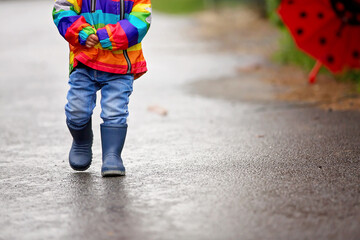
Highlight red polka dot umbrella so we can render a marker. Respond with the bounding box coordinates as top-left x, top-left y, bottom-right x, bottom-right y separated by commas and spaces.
278, 0, 360, 83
